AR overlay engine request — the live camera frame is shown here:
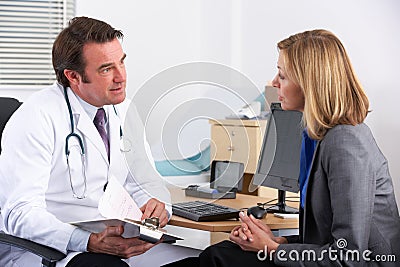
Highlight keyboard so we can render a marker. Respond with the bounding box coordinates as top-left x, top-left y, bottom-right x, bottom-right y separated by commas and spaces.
172, 200, 240, 222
